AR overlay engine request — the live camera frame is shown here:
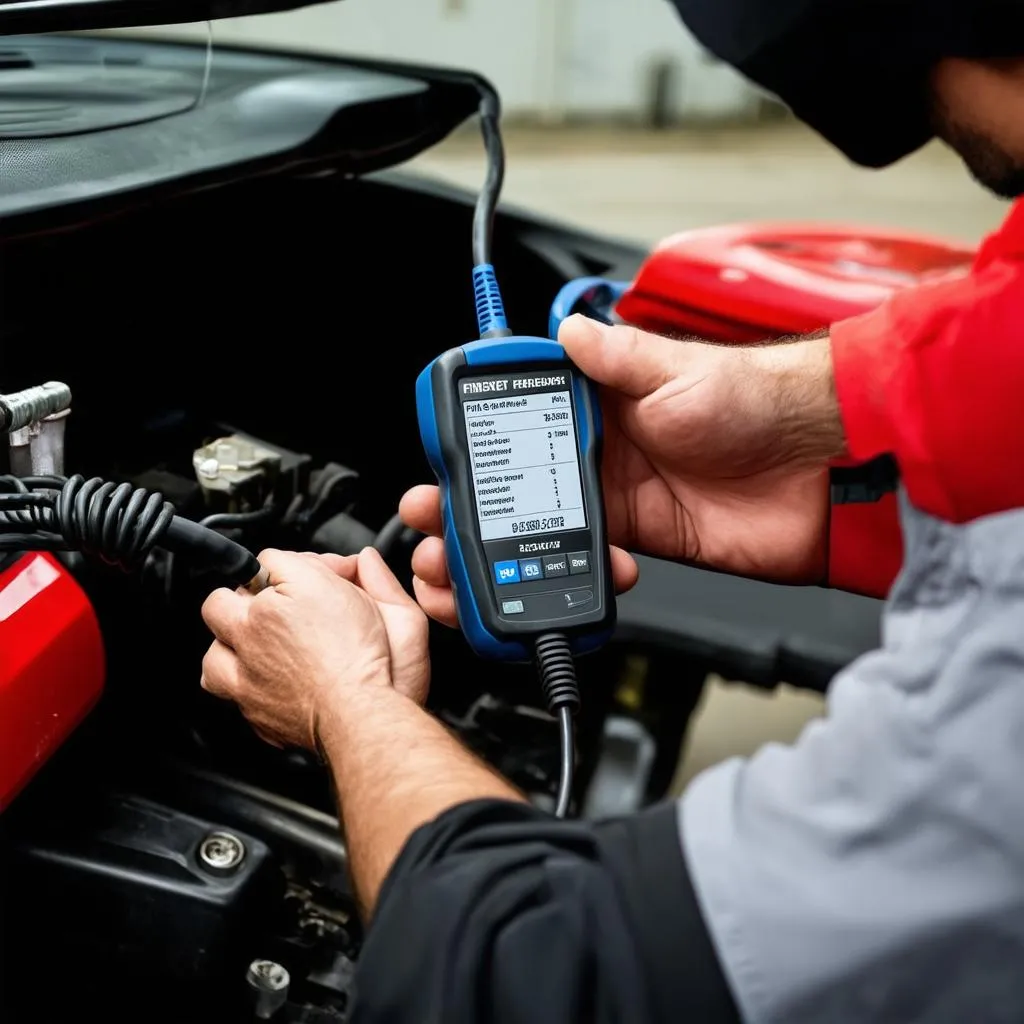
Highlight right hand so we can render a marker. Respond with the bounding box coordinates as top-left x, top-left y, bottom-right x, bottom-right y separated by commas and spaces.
402, 316, 844, 628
